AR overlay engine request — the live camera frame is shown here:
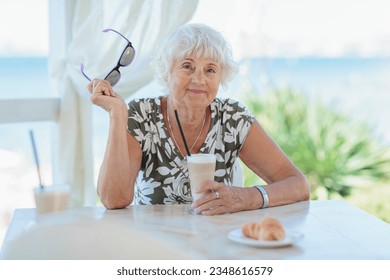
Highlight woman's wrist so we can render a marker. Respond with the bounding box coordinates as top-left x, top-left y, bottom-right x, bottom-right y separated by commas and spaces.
253, 185, 269, 209
109, 104, 128, 121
